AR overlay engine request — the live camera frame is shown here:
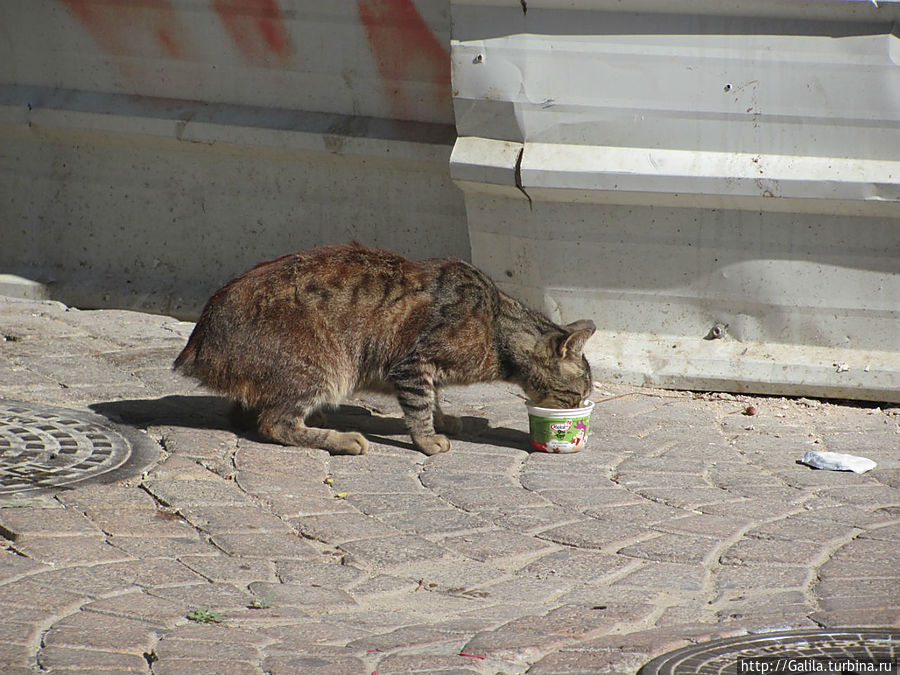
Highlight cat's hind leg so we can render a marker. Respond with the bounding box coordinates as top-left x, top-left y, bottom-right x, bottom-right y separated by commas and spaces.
257, 404, 368, 455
